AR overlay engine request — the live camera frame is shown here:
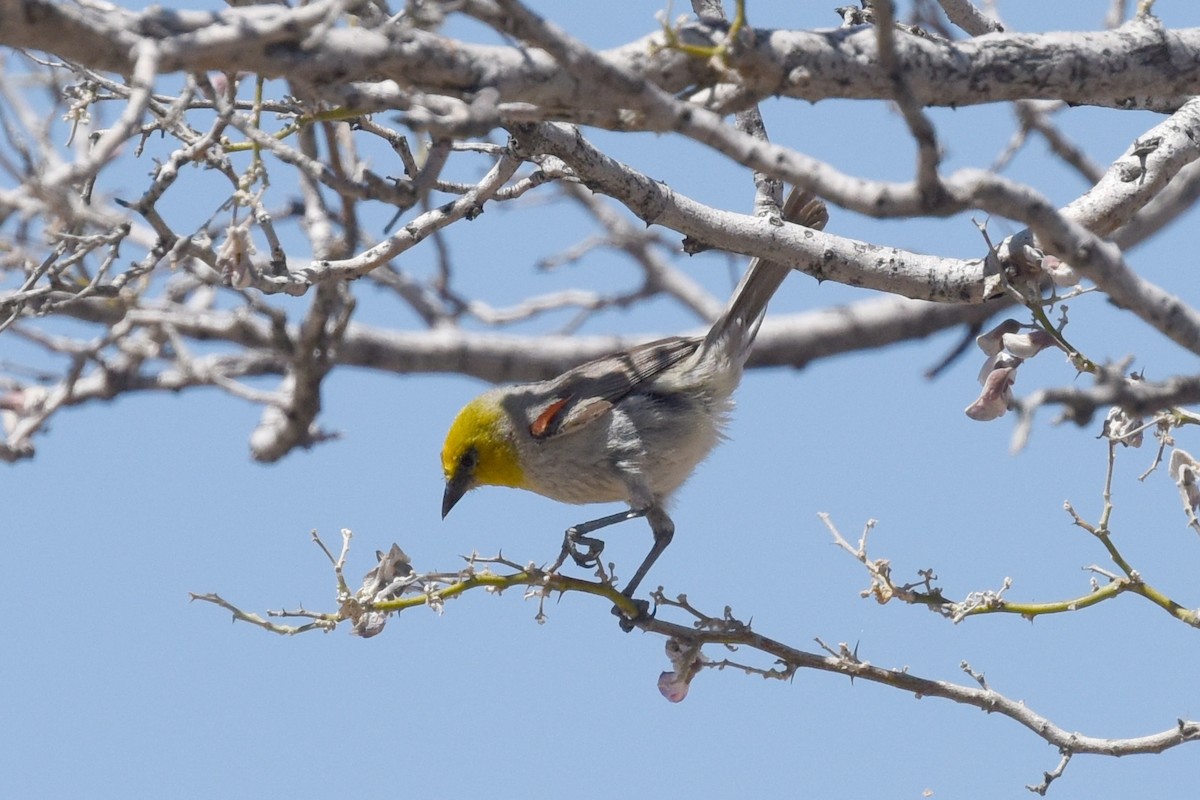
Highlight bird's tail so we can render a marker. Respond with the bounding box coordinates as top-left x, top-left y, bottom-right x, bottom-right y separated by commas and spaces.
701, 186, 829, 363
